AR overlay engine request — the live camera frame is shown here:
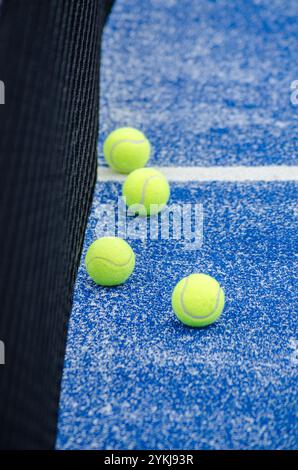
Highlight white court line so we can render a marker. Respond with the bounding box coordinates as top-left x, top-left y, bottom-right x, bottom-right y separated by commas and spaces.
98, 166, 298, 182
